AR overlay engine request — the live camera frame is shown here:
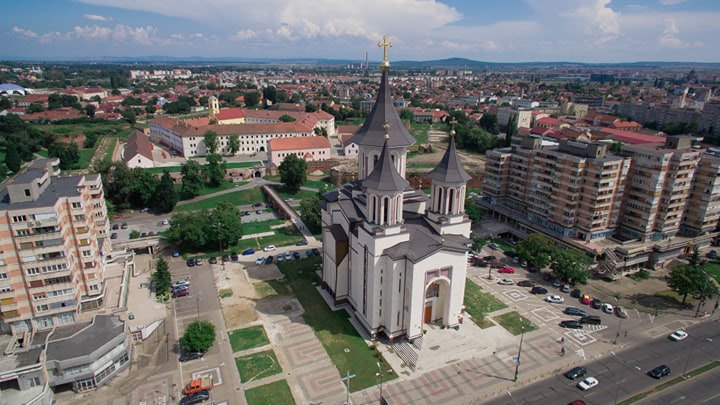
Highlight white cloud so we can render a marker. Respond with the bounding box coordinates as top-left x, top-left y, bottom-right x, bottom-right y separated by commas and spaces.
230, 29, 257, 41
72, 25, 112, 40
12, 26, 38, 38
658, 18, 701, 48
84, 14, 112, 21
659, 0, 688, 5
